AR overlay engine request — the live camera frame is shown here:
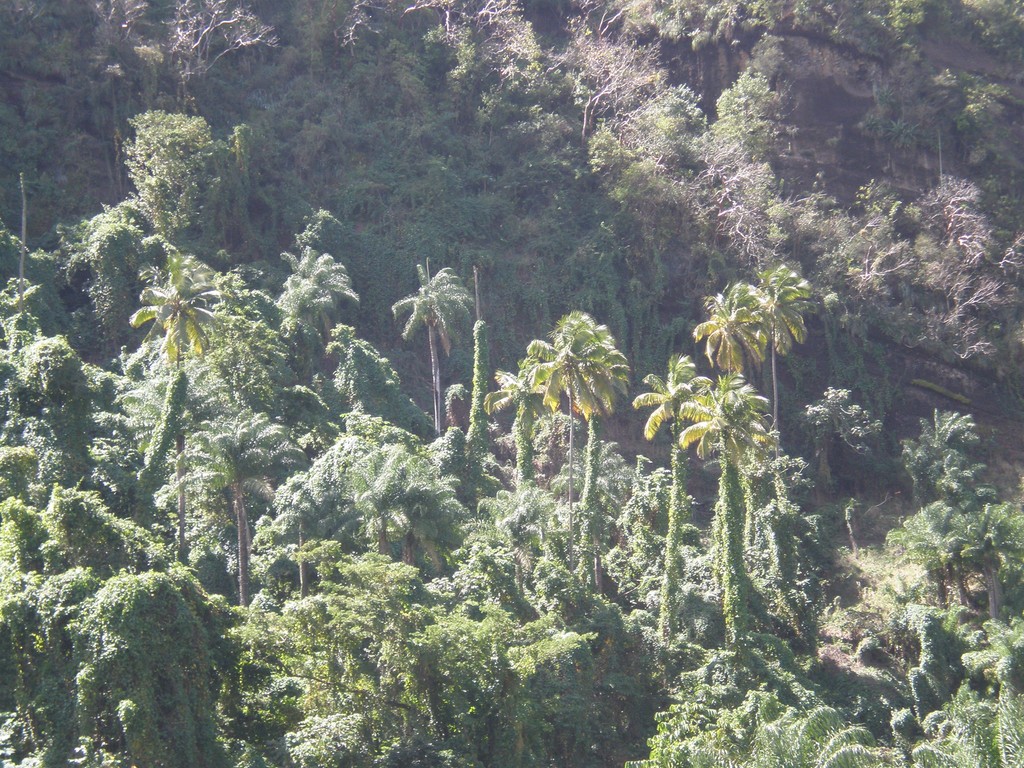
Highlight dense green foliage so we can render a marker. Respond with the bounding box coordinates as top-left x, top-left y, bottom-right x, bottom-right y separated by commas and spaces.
2, 0, 1024, 764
